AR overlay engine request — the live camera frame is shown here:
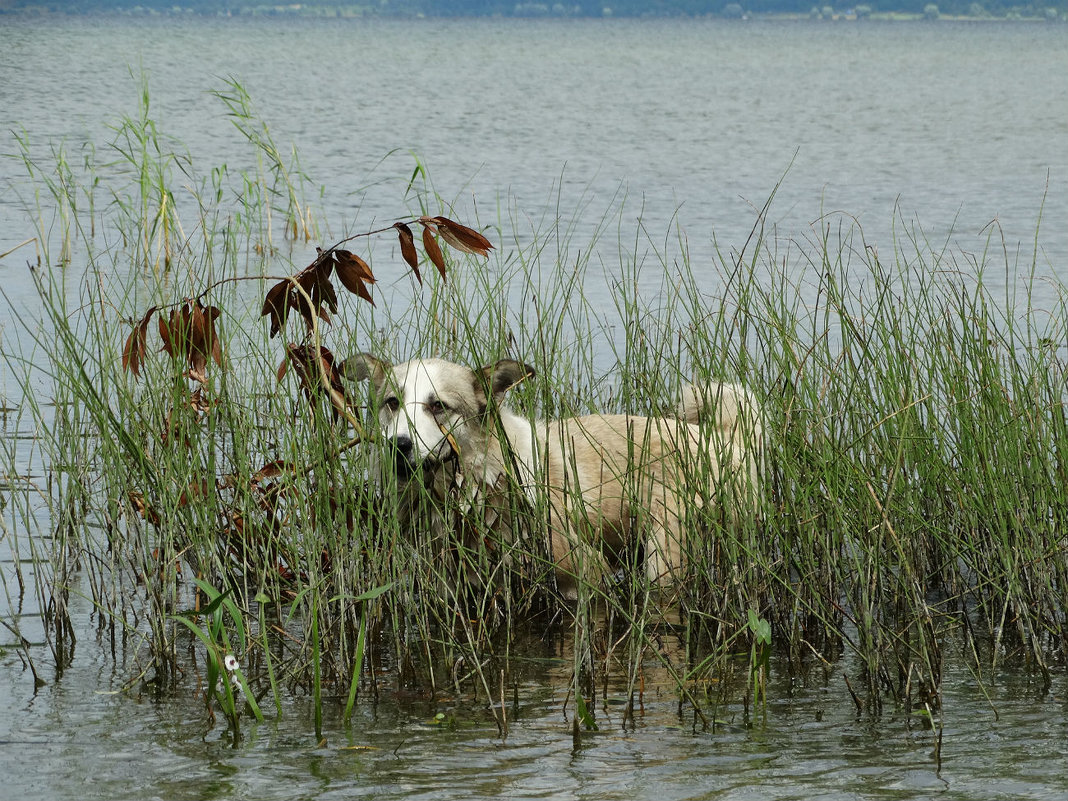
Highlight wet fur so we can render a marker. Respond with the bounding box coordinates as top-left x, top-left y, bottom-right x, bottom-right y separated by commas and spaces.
343, 355, 762, 599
